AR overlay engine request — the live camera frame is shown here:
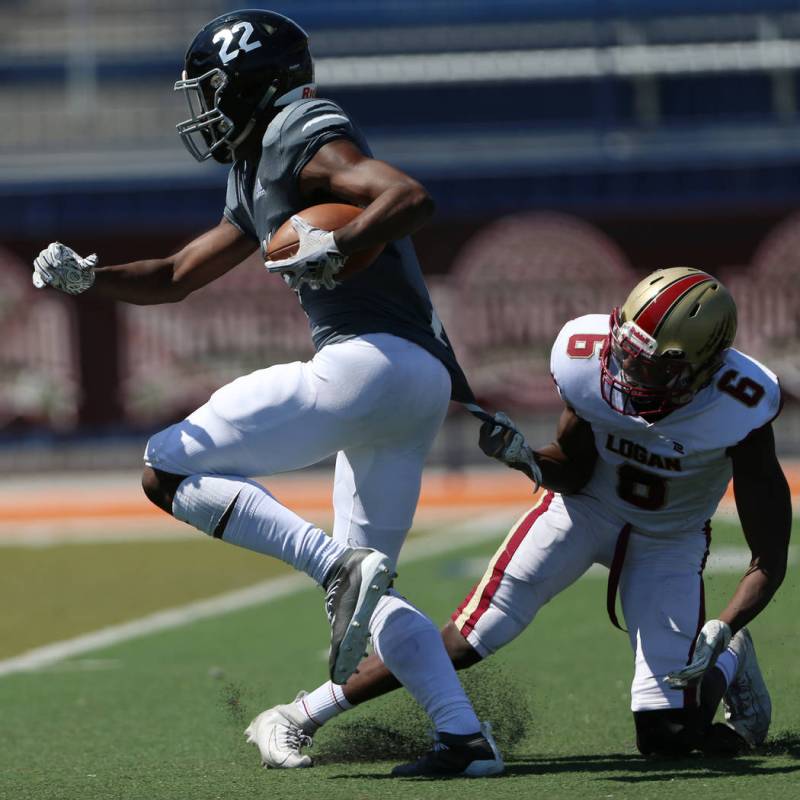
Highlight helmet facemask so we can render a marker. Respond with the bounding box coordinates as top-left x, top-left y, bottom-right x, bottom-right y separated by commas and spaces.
175, 68, 284, 163
601, 309, 702, 417
175, 68, 236, 162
